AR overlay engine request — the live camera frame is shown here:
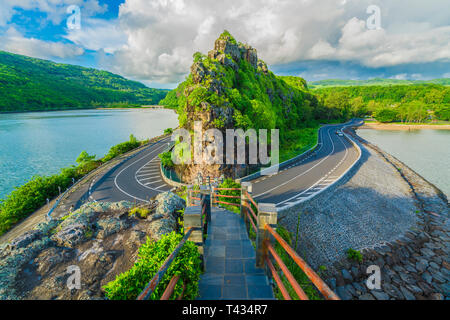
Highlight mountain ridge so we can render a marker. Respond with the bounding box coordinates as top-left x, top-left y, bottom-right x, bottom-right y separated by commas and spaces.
0, 50, 168, 112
